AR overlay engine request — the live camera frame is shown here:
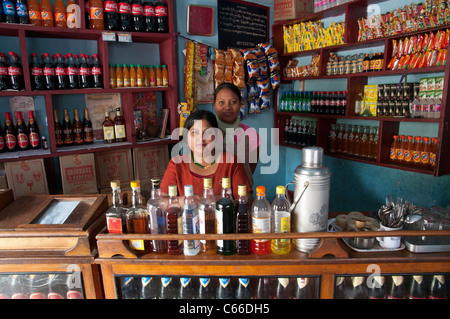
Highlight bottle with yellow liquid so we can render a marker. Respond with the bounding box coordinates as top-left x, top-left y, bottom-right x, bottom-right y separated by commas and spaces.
271, 186, 291, 254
